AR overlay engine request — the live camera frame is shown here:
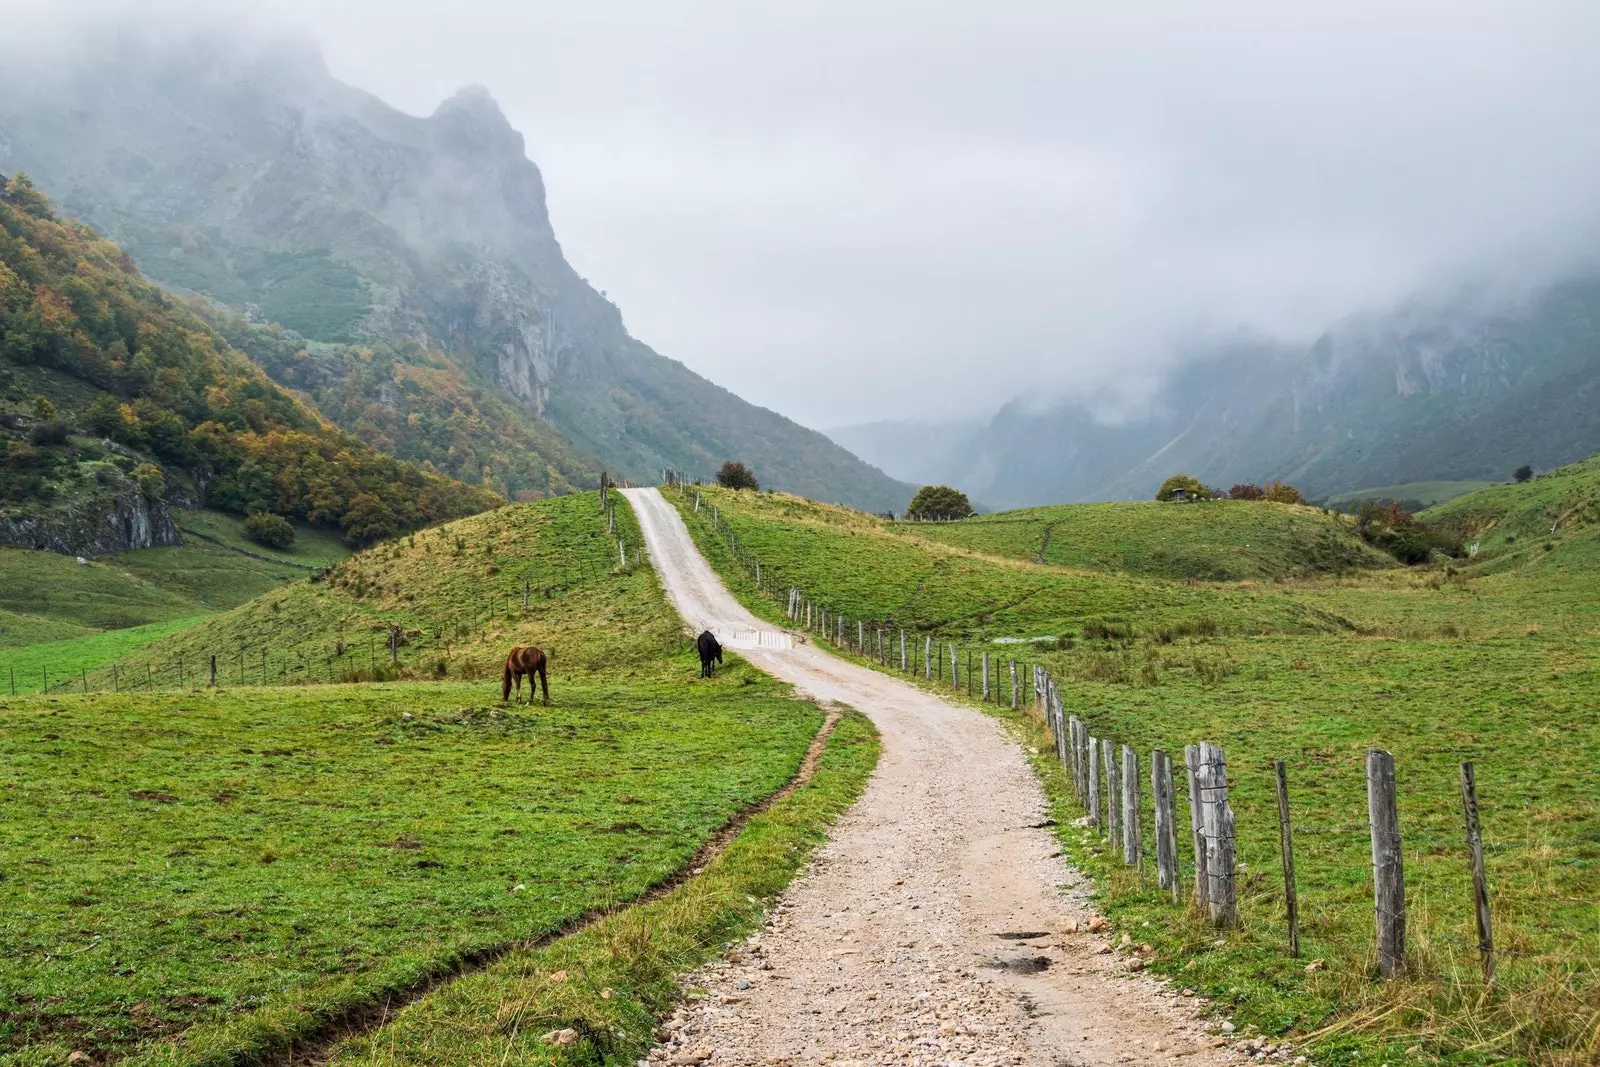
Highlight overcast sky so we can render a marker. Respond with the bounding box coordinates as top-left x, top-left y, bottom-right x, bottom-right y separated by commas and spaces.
20, 2, 1600, 428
